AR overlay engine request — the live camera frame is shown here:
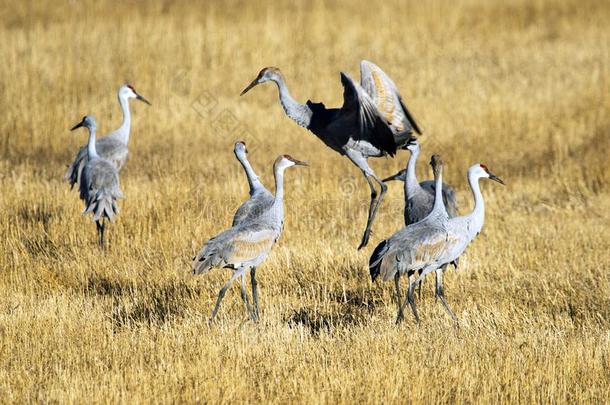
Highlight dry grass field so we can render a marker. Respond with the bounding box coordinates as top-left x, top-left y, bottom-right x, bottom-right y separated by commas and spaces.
1, 0, 609, 402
